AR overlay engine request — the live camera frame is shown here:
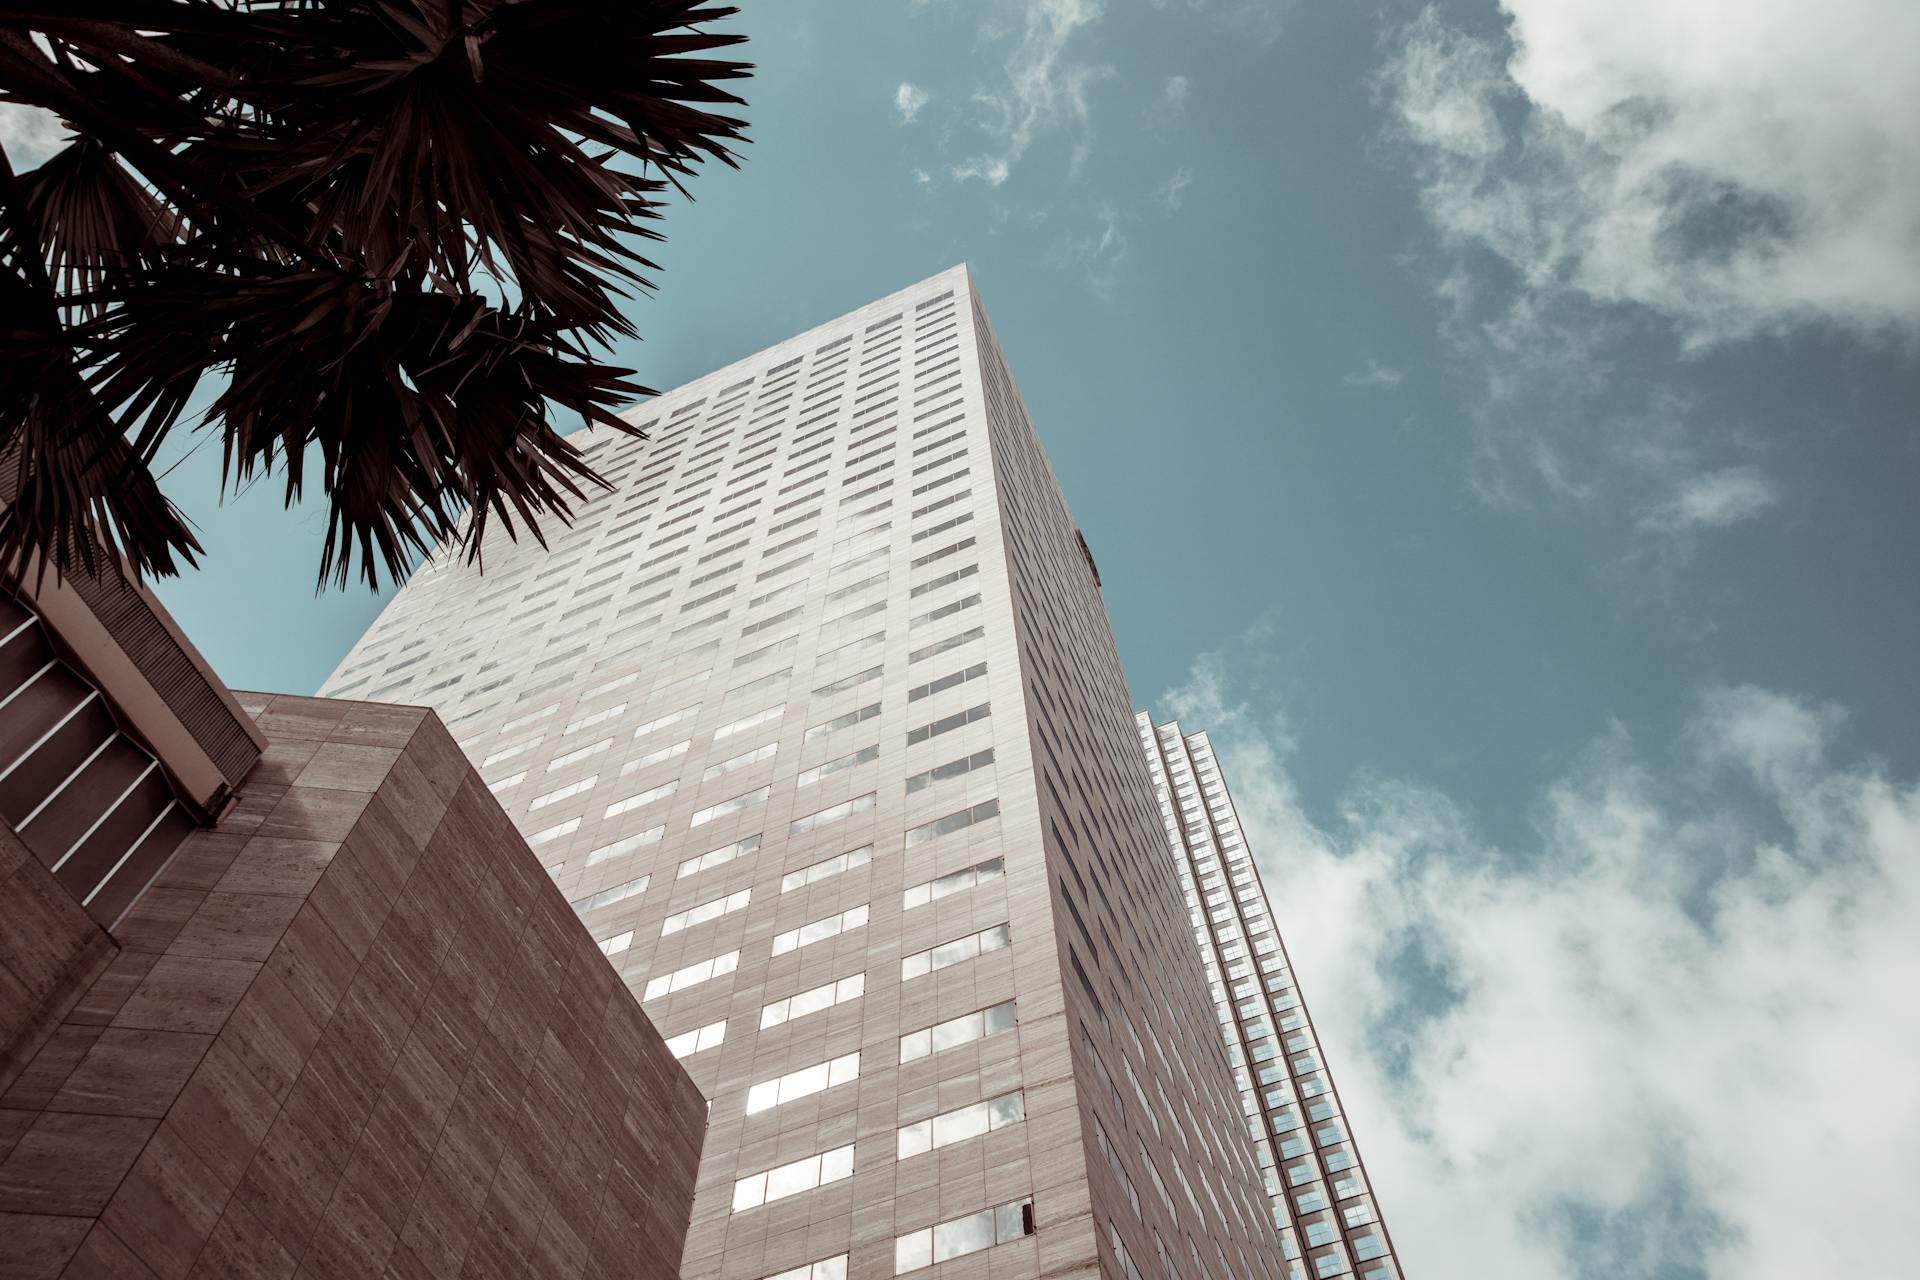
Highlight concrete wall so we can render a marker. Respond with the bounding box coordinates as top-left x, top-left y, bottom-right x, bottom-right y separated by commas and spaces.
0, 694, 705, 1280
